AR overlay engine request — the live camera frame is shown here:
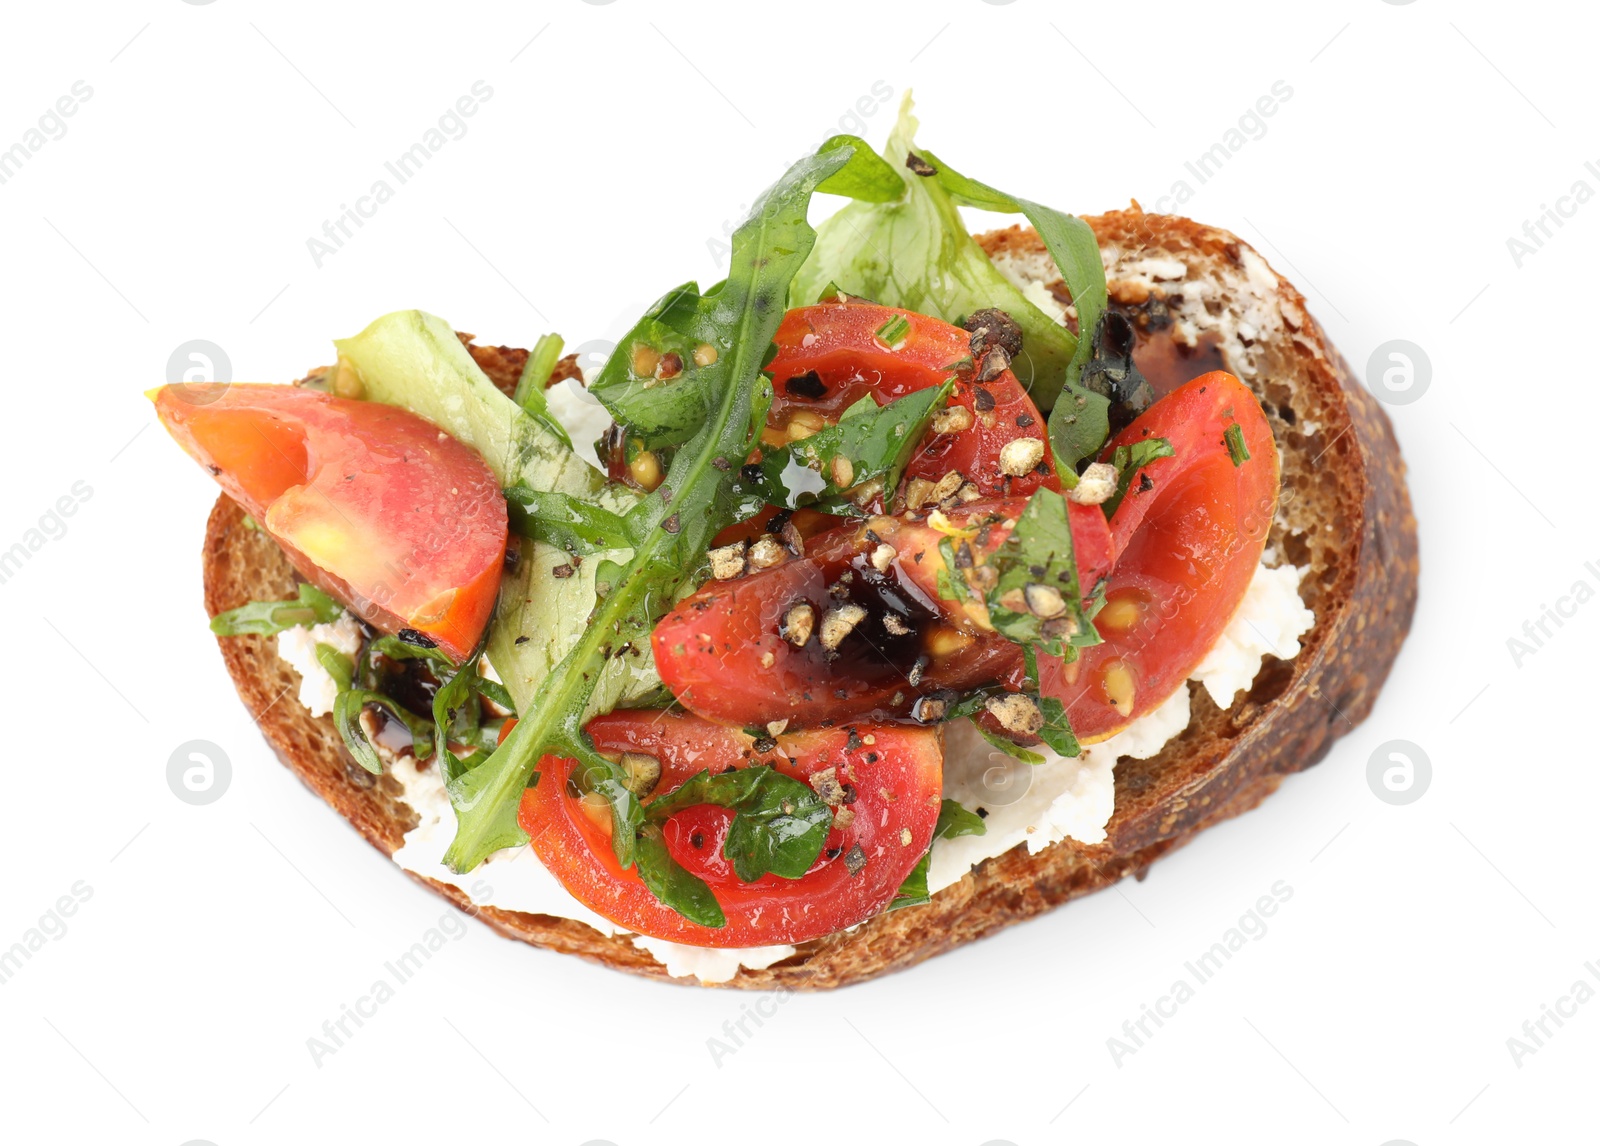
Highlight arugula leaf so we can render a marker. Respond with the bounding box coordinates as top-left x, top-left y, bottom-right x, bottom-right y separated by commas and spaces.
332, 628, 517, 780
790, 95, 1080, 405
314, 643, 354, 693
585, 307, 712, 450
981, 488, 1090, 660
975, 723, 1045, 765
935, 797, 987, 840
473, 675, 515, 714
1036, 694, 1080, 758
1048, 388, 1114, 486
635, 826, 725, 928
504, 485, 632, 554
815, 134, 905, 202
209, 583, 343, 637
751, 382, 952, 515
888, 798, 988, 910
569, 753, 646, 869
513, 333, 562, 409
1102, 437, 1176, 519
441, 143, 855, 874
646, 766, 832, 882
333, 689, 434, 775
429, 633, 491, 783
361, 633, 452, 675
889, 856, 930, 911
